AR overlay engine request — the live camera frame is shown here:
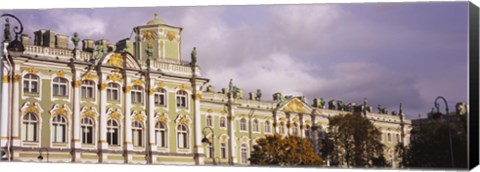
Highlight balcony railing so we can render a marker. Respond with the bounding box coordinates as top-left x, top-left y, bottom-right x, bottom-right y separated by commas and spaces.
24, 44, 92, 61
